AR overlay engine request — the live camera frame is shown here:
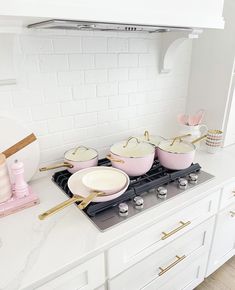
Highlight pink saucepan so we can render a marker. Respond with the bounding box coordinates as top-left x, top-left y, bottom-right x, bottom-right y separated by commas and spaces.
39, 146, 98, 174
157, 135, 207, 170
107, 137, 155, 176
